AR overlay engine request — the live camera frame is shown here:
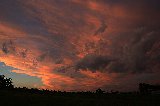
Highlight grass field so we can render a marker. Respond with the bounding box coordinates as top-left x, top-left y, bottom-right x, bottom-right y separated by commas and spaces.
0, 90, 160, 106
